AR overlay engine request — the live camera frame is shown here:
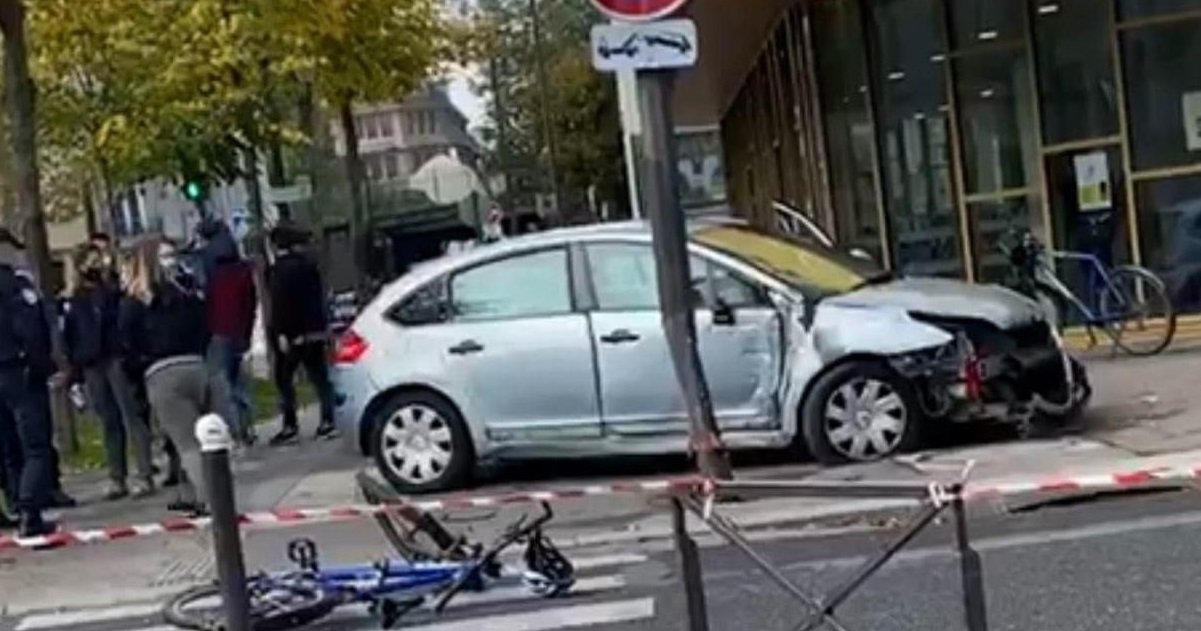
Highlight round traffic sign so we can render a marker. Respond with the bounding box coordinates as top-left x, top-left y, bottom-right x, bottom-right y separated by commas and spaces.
590, 0, 689, 22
